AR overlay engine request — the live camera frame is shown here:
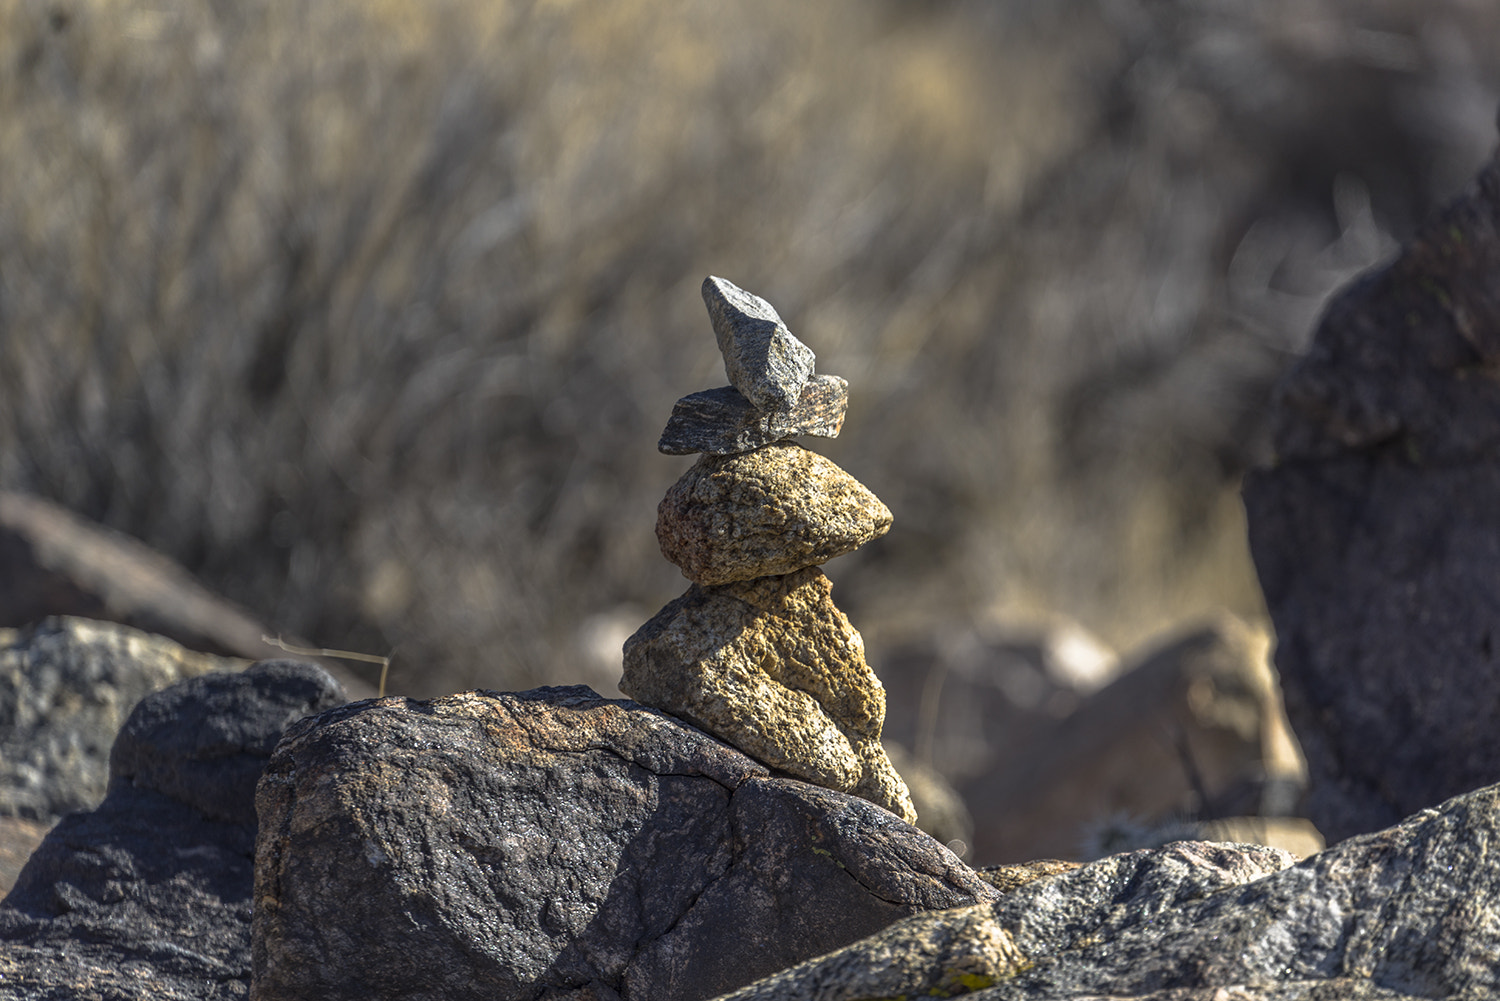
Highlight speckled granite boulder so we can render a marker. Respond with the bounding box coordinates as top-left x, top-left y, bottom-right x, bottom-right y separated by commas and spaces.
656, 442, 891, 586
